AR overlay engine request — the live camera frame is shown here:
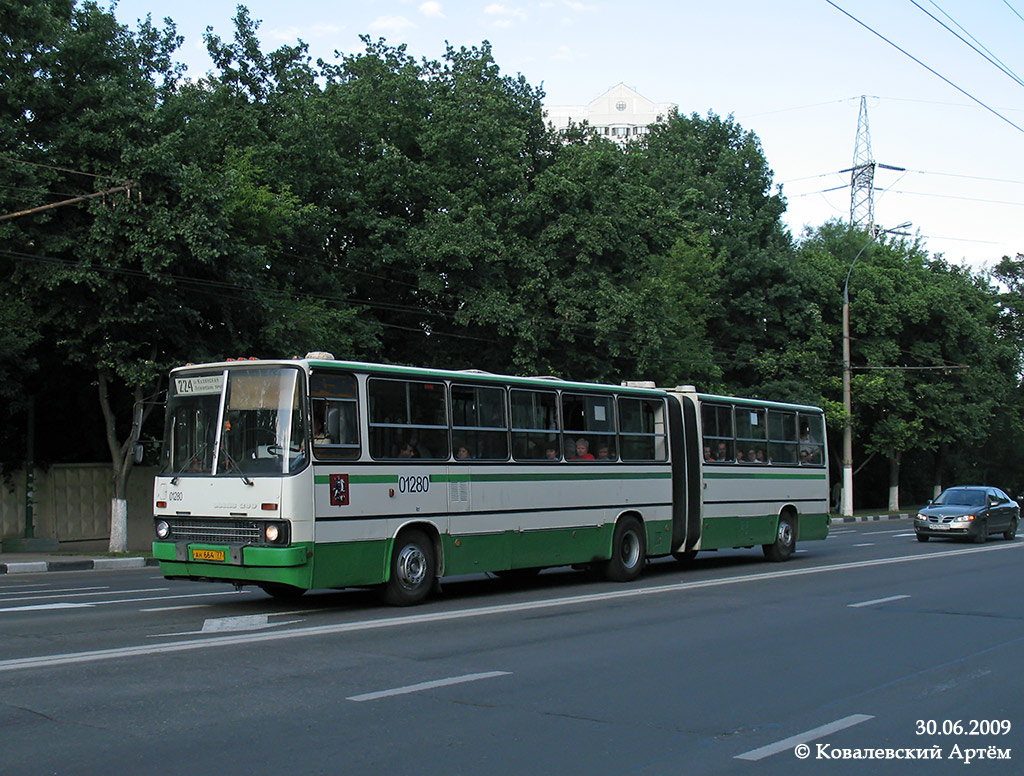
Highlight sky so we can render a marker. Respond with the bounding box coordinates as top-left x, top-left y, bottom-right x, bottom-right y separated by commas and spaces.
109, 0, 1024, 272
